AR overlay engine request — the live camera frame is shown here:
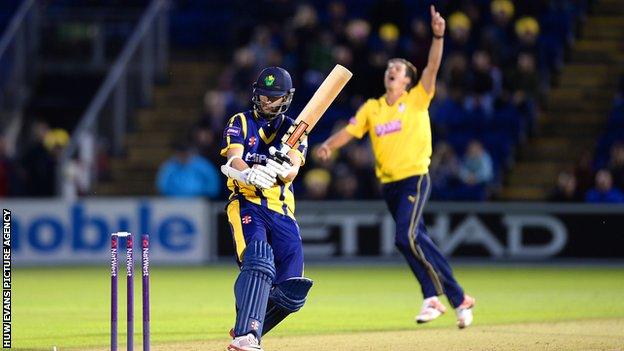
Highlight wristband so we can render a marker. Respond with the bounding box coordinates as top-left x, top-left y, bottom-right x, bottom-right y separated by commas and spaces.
433, 34, 444, 40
